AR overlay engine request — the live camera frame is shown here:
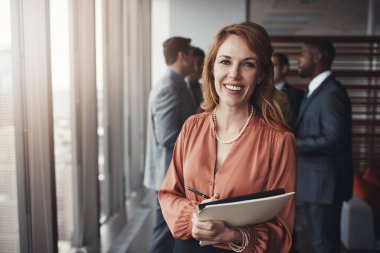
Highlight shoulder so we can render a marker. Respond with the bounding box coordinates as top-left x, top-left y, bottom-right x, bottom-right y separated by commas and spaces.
323, 76, 350, 100
255, 117, 295, 143
150, 74, 180, 100
178, 112, 212, 143
183, 111, 211, 129
324, 75, 343, 90
155, 74, 177, 89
